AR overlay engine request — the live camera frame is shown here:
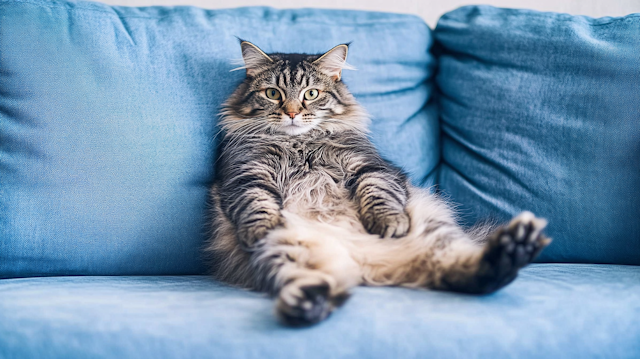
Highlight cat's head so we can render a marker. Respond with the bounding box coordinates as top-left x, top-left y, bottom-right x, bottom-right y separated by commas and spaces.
220, 41, 369, 136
